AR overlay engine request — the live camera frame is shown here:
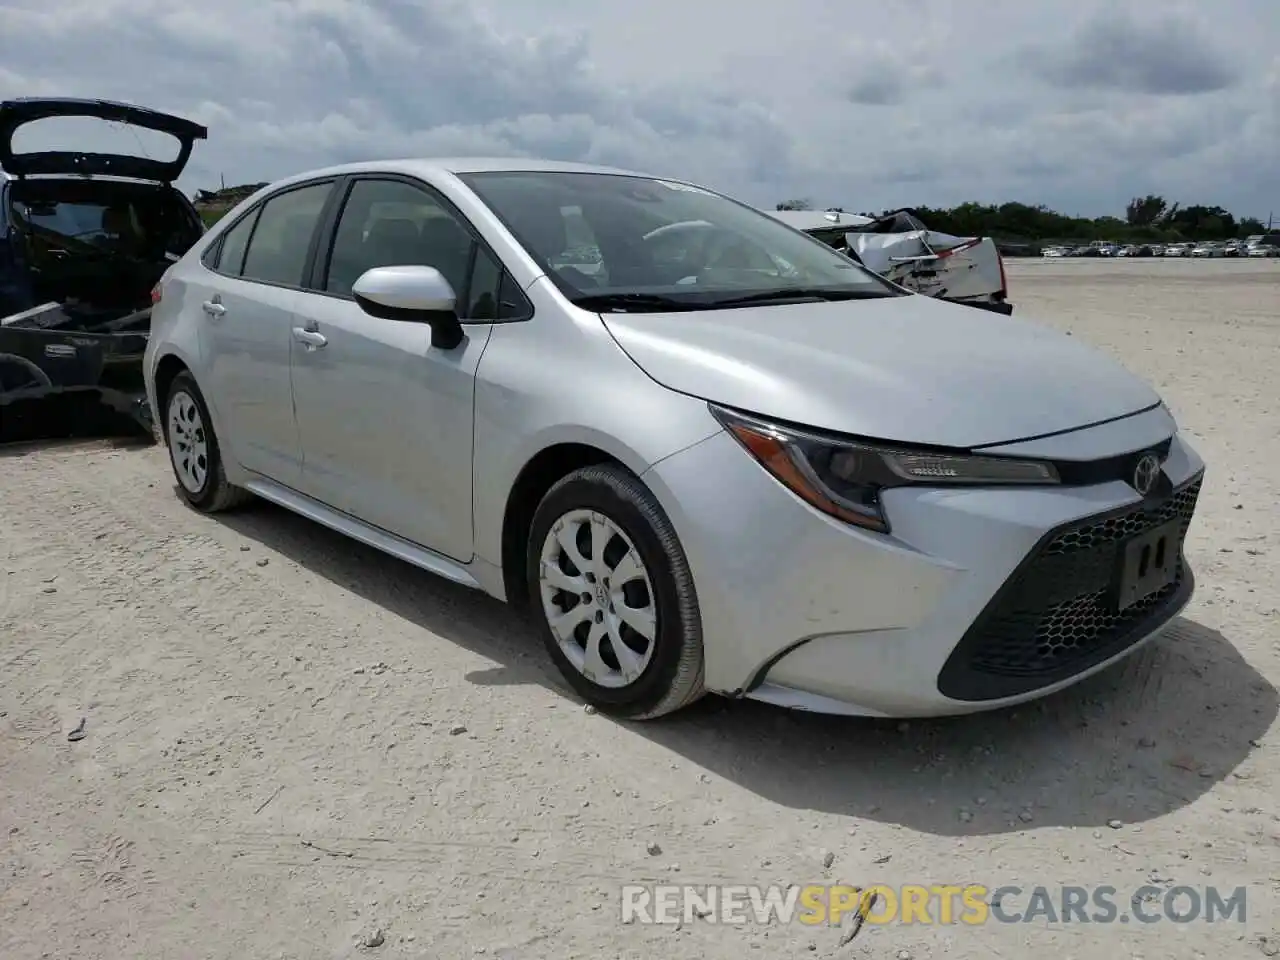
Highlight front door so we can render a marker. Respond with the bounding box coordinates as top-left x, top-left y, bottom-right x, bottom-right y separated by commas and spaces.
197, 180, 334, 484
289, 177, 492, 562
